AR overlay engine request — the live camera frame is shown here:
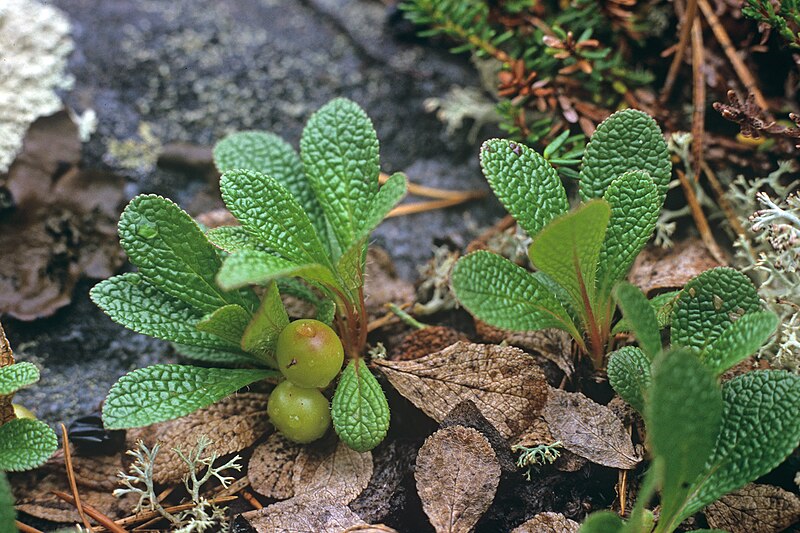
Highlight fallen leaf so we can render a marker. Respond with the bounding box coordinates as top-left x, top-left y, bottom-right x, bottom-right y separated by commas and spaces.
389, 326, 468, 361
705, 483, 800, 533
343, 525, 400, 533
544, 388, 640, 469
241, 491, 367, 533
415, 425, 501, 533
129, 392, 271, 485
474, 323, 575, 377
292, 438, 373, 504
12, 448, 137, 523
512, 416, 587, 473
376, 341, 548, 439
248, 432, 302, 499
629, 238, 721, 297
511, 512, 580, 533
0, 111, 125, 320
